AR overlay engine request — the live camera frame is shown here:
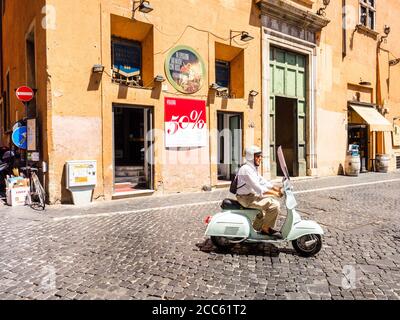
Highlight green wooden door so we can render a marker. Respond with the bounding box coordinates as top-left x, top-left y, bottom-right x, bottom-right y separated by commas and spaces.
270, 47, 307, 177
